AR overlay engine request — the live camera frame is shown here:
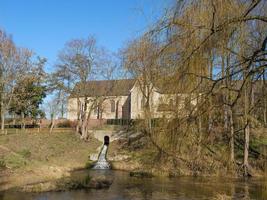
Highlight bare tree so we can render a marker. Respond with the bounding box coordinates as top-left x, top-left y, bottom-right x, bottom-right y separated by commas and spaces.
0, 30, 36, 131
52, 36, 119, 140
45, 94, 62, 134
123, 36, 160, 135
